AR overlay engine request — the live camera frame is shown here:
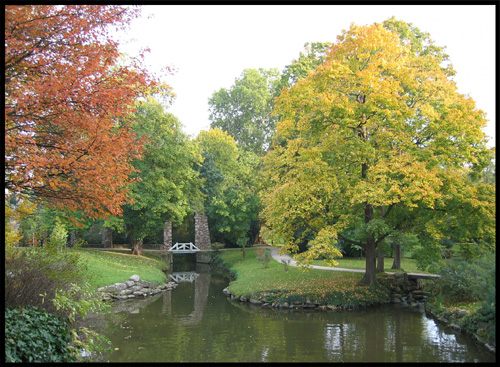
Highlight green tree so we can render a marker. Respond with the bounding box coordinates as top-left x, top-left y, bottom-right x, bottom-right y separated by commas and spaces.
262, 20, 492, 285
123, 98, 203, 255
275, 42, 332, 93
196, 129, 260, 248
208, 68, 280, 155
46, 218, 68, 253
